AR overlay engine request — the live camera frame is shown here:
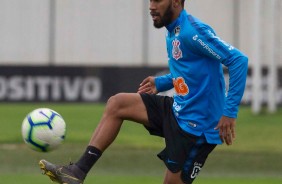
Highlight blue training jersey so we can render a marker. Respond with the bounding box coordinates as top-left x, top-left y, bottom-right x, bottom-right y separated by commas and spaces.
155, 10, 248, 144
